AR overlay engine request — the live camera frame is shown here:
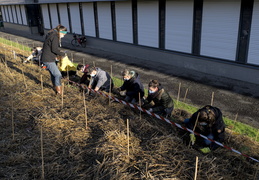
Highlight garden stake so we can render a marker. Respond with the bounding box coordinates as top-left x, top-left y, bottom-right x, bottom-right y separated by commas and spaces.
11, 94, 14, 140
183, 88, 189, 103
83, 58, 85, 65
177, 82, 181, 105
109, 65, 112, 105
255, 129, 259, 142
194, 156, 199, 180
139, 92, 142, 120
188, 112, 200, 148
93, 61, 95, 67
61, 82, 64, 108
41, 75, 43, 94
232, 113, 238, 135
22, 69, 27, 89
83, 92, 88, 129
211, 92, 214, 106
40, 125, 45, 180
127, 119, 130, 157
